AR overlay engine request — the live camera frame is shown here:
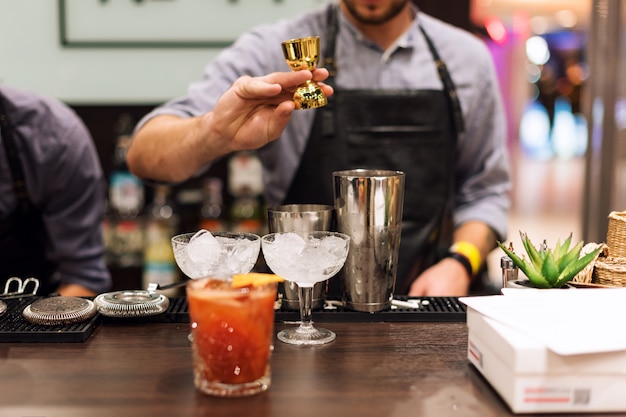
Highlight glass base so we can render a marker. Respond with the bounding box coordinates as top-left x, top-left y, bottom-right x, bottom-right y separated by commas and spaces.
194, 366, 270, 397
277, 325, 336, 346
